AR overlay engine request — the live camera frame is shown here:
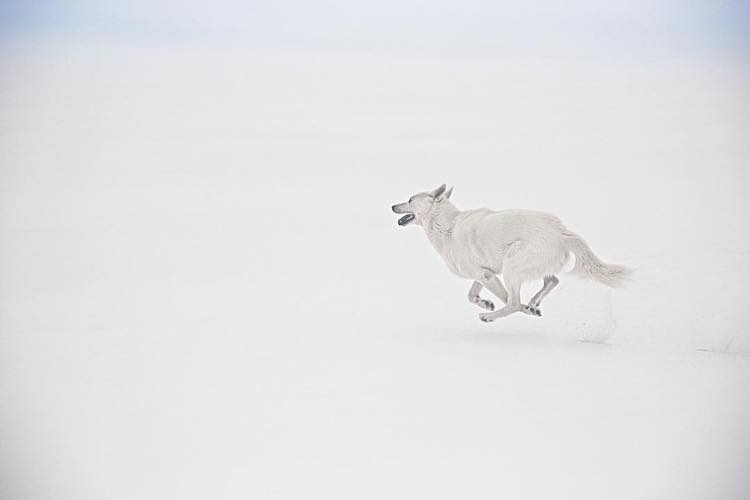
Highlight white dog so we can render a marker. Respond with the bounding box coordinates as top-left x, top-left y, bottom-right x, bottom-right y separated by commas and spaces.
392, 184, 632, 322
